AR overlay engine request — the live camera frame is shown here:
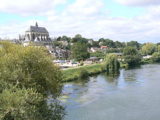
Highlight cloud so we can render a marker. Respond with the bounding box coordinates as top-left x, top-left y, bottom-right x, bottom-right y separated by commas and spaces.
0, 0, 66, 15
1, 0, 160, 43
115, 0, 160, 6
